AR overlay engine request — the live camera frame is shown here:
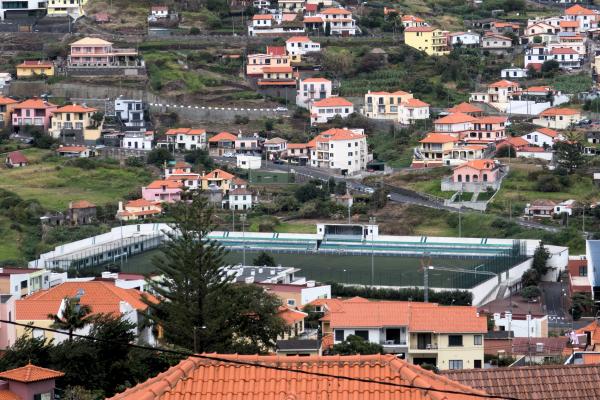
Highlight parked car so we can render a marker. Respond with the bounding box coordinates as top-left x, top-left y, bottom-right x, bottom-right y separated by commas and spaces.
223, 152, 236, 158
275, 106, 288, 112
273, 159, 286, 165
